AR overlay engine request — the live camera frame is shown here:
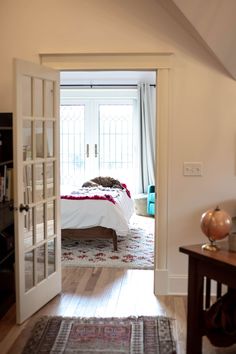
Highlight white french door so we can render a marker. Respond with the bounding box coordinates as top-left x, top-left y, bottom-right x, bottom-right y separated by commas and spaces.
60, 89, 138, 193
14, 59, 61, 324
